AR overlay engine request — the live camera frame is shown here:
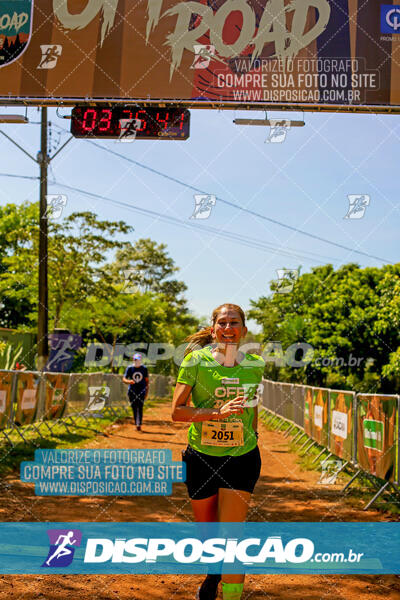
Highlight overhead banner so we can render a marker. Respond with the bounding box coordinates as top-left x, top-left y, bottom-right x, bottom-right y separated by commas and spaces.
0, 371, 14, 430
357, 394, 398, 482
329, 390, 355, 462
0, 0, 399, 110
